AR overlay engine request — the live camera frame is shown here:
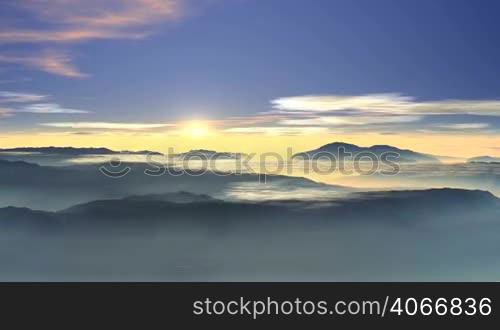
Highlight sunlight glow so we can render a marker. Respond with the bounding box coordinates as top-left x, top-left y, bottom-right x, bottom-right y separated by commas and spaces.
183, 121, 211, 138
